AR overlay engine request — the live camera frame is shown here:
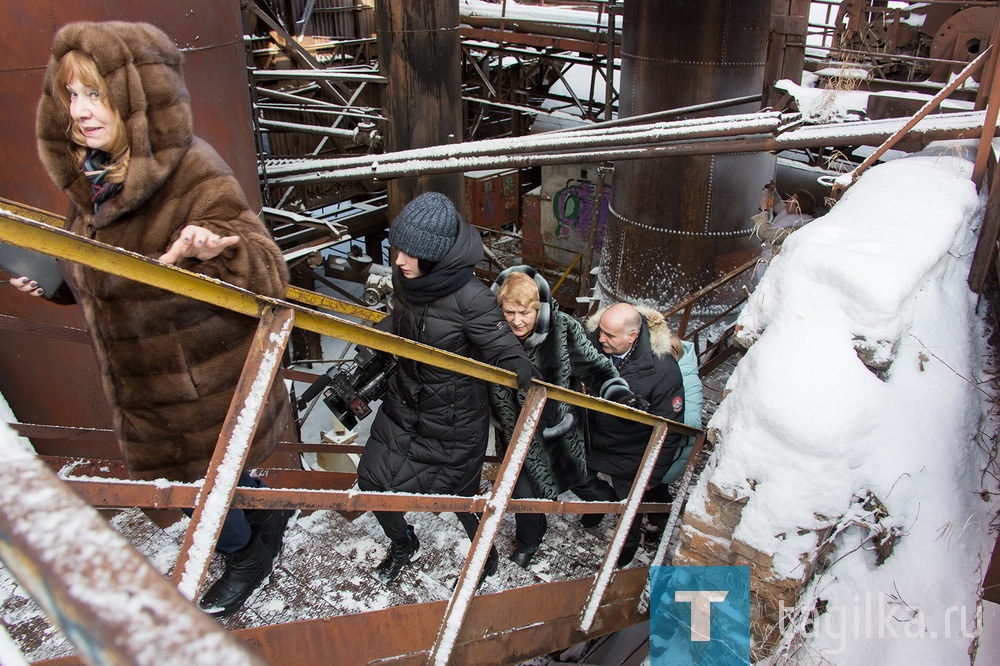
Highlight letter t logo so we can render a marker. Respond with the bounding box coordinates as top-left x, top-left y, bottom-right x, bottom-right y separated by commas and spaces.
674, 590, 729, 641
